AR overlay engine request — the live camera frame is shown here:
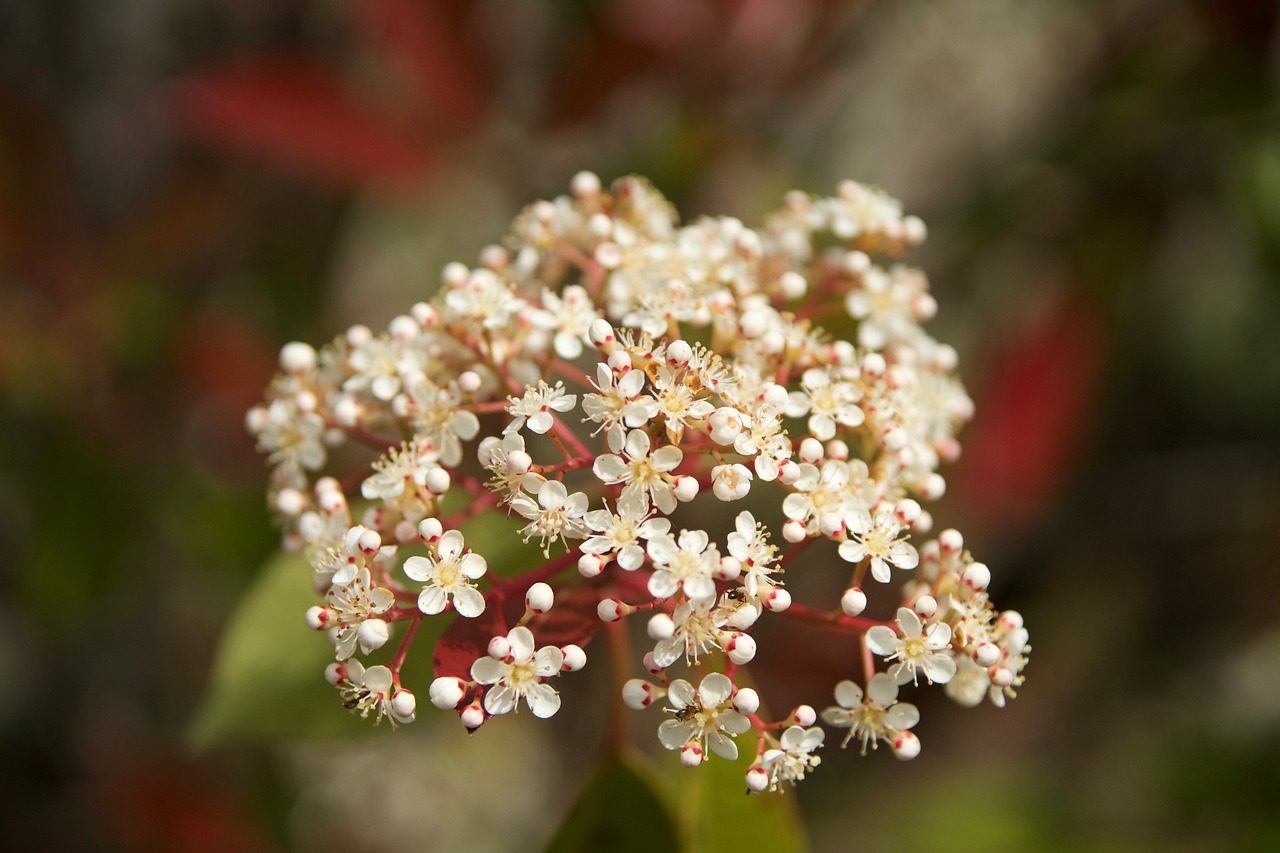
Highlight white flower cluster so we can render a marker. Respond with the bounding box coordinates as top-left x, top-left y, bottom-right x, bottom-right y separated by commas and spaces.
248, 173, 1028, 786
